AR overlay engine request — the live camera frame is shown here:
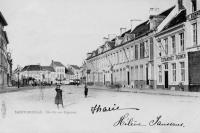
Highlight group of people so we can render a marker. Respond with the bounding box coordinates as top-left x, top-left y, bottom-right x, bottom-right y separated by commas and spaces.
55, 84, 88, 109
